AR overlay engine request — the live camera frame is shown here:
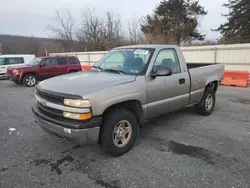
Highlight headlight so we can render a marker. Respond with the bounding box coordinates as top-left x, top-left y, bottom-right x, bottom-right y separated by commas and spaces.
63, 112, 92, 120
63, 99, 91, 108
